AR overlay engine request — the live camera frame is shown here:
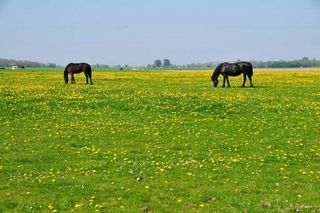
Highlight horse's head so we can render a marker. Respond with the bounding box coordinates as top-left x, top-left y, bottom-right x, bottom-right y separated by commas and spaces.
212, 64, 223, 88
212, 79, 218, 87
211, 74, 218, 87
